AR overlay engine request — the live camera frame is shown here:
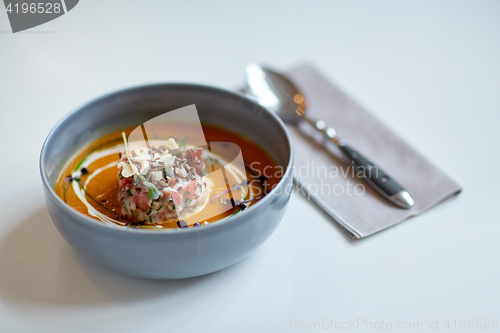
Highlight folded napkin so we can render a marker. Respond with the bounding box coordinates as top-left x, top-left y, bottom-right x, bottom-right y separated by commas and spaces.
284, 64, 461, 238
